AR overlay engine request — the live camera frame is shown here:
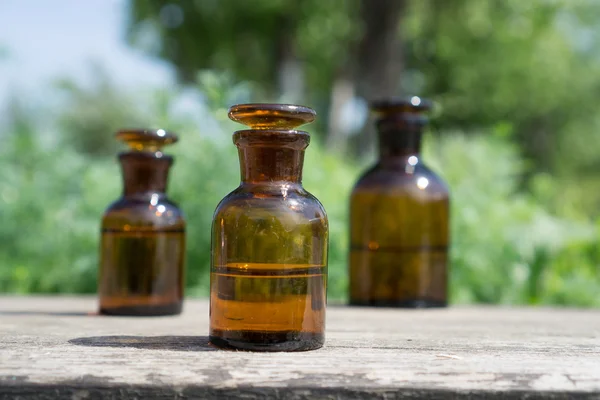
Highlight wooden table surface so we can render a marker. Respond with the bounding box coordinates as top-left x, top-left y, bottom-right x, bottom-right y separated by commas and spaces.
1, 296, 599, 399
